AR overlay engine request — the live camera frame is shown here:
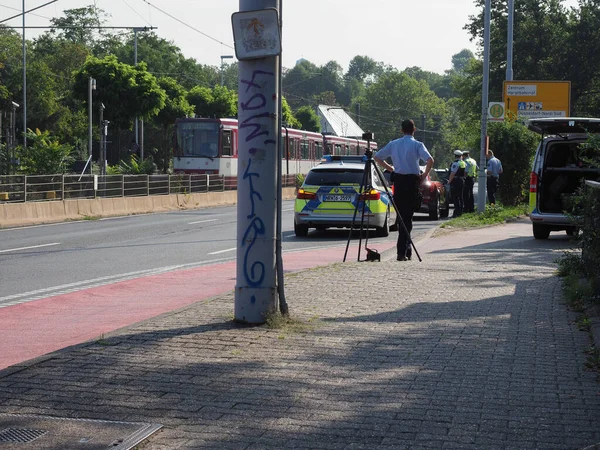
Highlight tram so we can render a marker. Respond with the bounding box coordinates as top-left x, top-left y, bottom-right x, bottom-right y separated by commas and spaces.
172, 117, 377, 175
